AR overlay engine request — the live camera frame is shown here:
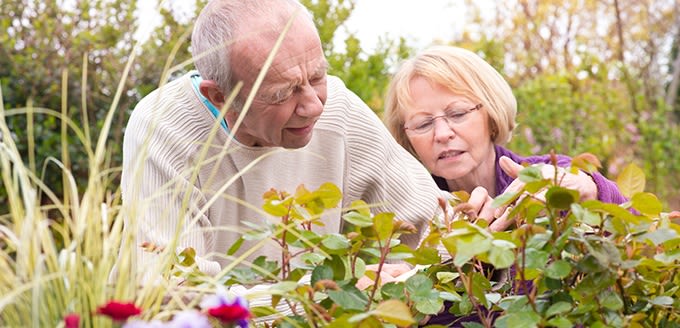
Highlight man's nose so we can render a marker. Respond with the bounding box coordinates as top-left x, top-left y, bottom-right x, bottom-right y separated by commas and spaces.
295, 85, 323, 117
